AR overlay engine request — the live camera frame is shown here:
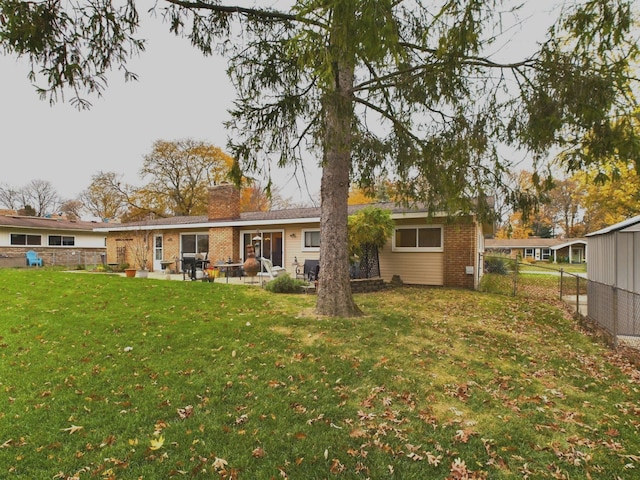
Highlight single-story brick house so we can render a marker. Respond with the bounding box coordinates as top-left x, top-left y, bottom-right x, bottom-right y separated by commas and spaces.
0, 212, 107, 267
485, 237, 587, 263
95, 184, 492, 289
